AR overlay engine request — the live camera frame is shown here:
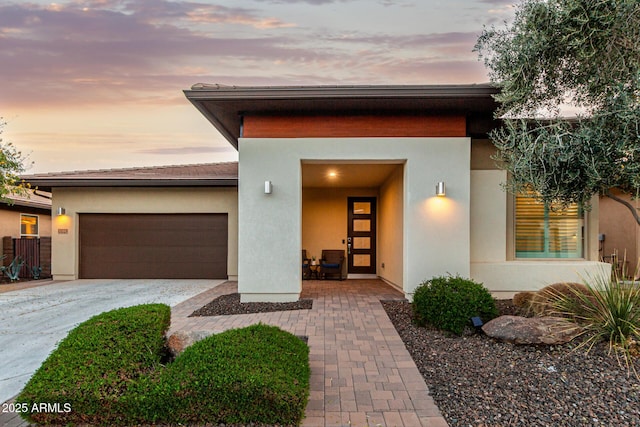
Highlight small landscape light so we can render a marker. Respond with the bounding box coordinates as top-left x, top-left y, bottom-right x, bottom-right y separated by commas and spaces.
471, 316, 483, 328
